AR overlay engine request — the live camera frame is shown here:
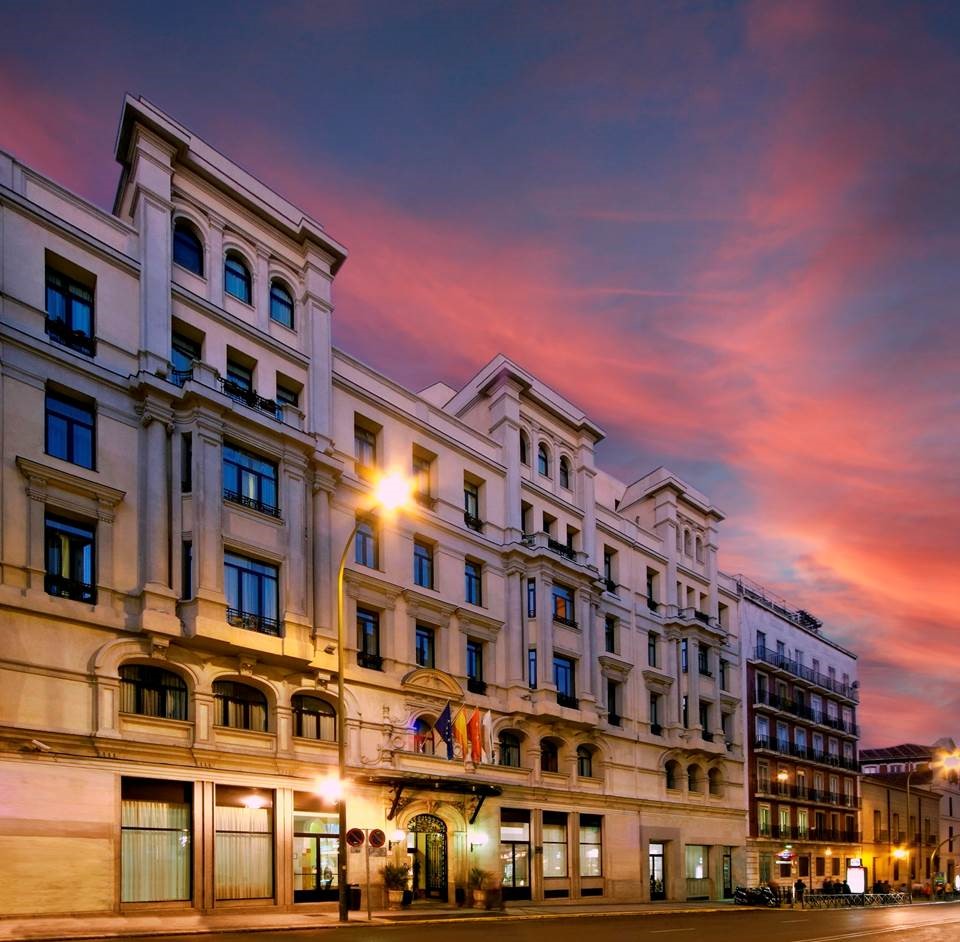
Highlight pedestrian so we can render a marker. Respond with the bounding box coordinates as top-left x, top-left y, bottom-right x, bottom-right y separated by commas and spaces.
823, 877, 833, 895
794, 878, 806, 906
841, 881, 851, 895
